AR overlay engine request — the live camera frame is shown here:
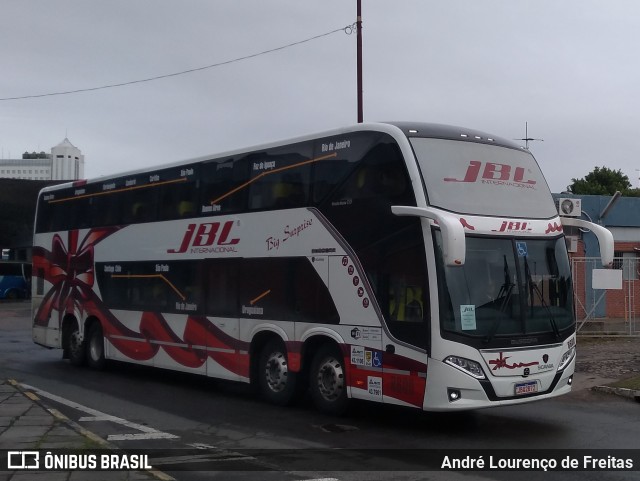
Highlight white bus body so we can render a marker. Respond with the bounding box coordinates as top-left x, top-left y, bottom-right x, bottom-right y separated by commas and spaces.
32, 122, 612, 412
